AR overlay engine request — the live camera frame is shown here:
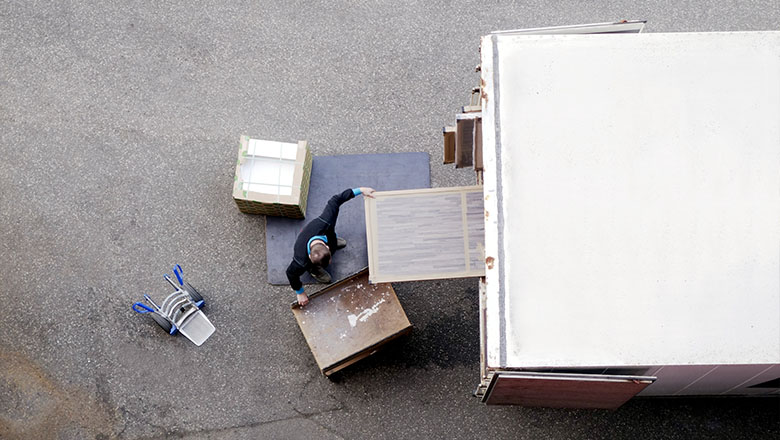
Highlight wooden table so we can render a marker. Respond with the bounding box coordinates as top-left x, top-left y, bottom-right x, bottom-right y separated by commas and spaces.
291, 268, 412, 376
